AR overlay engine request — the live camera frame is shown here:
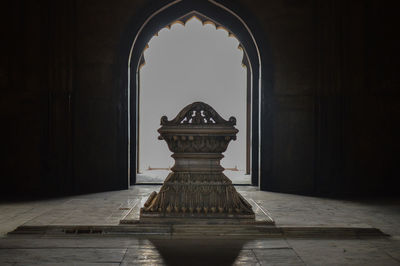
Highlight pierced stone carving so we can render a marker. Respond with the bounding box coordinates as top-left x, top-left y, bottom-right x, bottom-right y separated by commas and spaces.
160, 101, 236, 126
140, 102, 255, 223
